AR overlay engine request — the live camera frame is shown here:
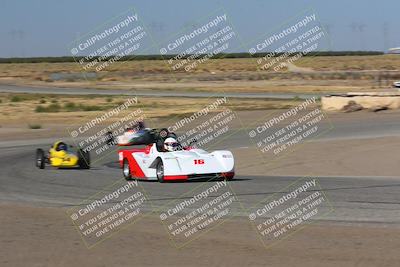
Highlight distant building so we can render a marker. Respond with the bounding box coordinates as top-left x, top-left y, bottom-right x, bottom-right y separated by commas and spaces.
388, 47, 400, 54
